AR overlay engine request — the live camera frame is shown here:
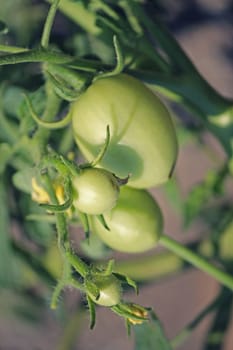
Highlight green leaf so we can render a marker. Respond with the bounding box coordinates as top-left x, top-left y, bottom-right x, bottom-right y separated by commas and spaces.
163, 177, 183, 215
0, 143, 12, 174
12, 167, 35, 193
183, 167, 227, 227
3, 85, 25, 119
113, 272, 138, 294
134, 311, 172, 350
85, 279, 100, 300
0, 177, 20, 287
18, 87, 46, 135
19, 195, 55, 246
